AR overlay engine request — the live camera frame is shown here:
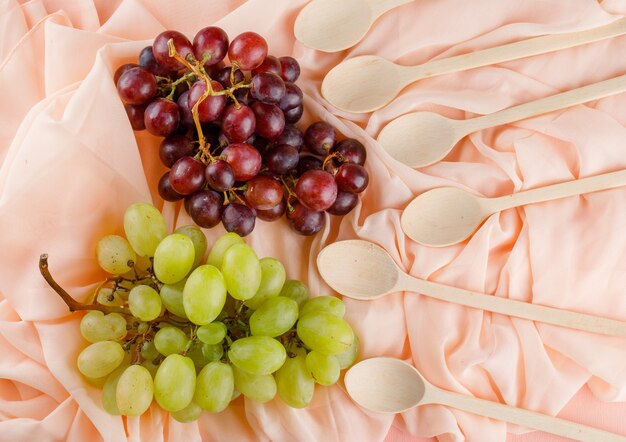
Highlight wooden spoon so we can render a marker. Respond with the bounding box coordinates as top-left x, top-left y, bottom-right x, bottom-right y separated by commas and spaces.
401, 170, 626, 247
345, 357, 626, 441
377, 73, 626, 168
294, 0, 413, 53
317, 239, 626, 337
322, 18, 626, 112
